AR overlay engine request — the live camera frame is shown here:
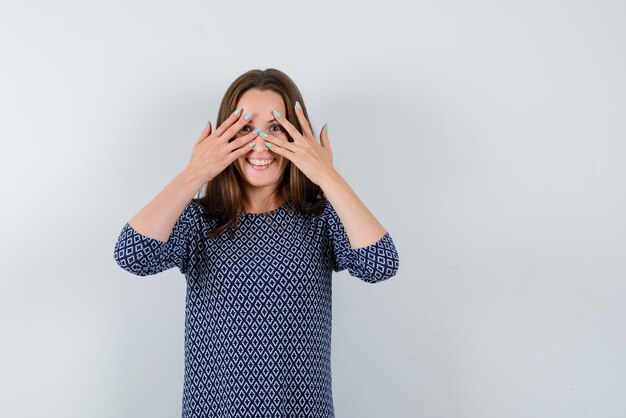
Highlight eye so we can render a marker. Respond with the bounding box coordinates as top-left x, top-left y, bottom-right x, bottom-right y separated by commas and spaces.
270, 124, 282, 132
240, 125, 252, 133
